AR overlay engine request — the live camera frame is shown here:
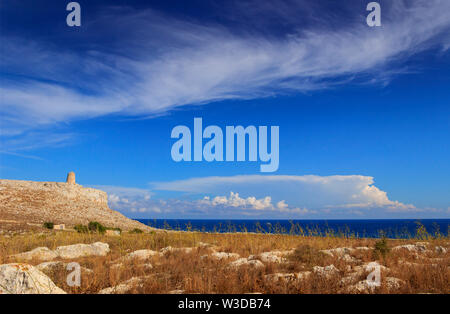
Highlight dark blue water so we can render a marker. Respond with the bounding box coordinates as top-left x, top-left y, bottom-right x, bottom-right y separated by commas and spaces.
137, 219, 450, 239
